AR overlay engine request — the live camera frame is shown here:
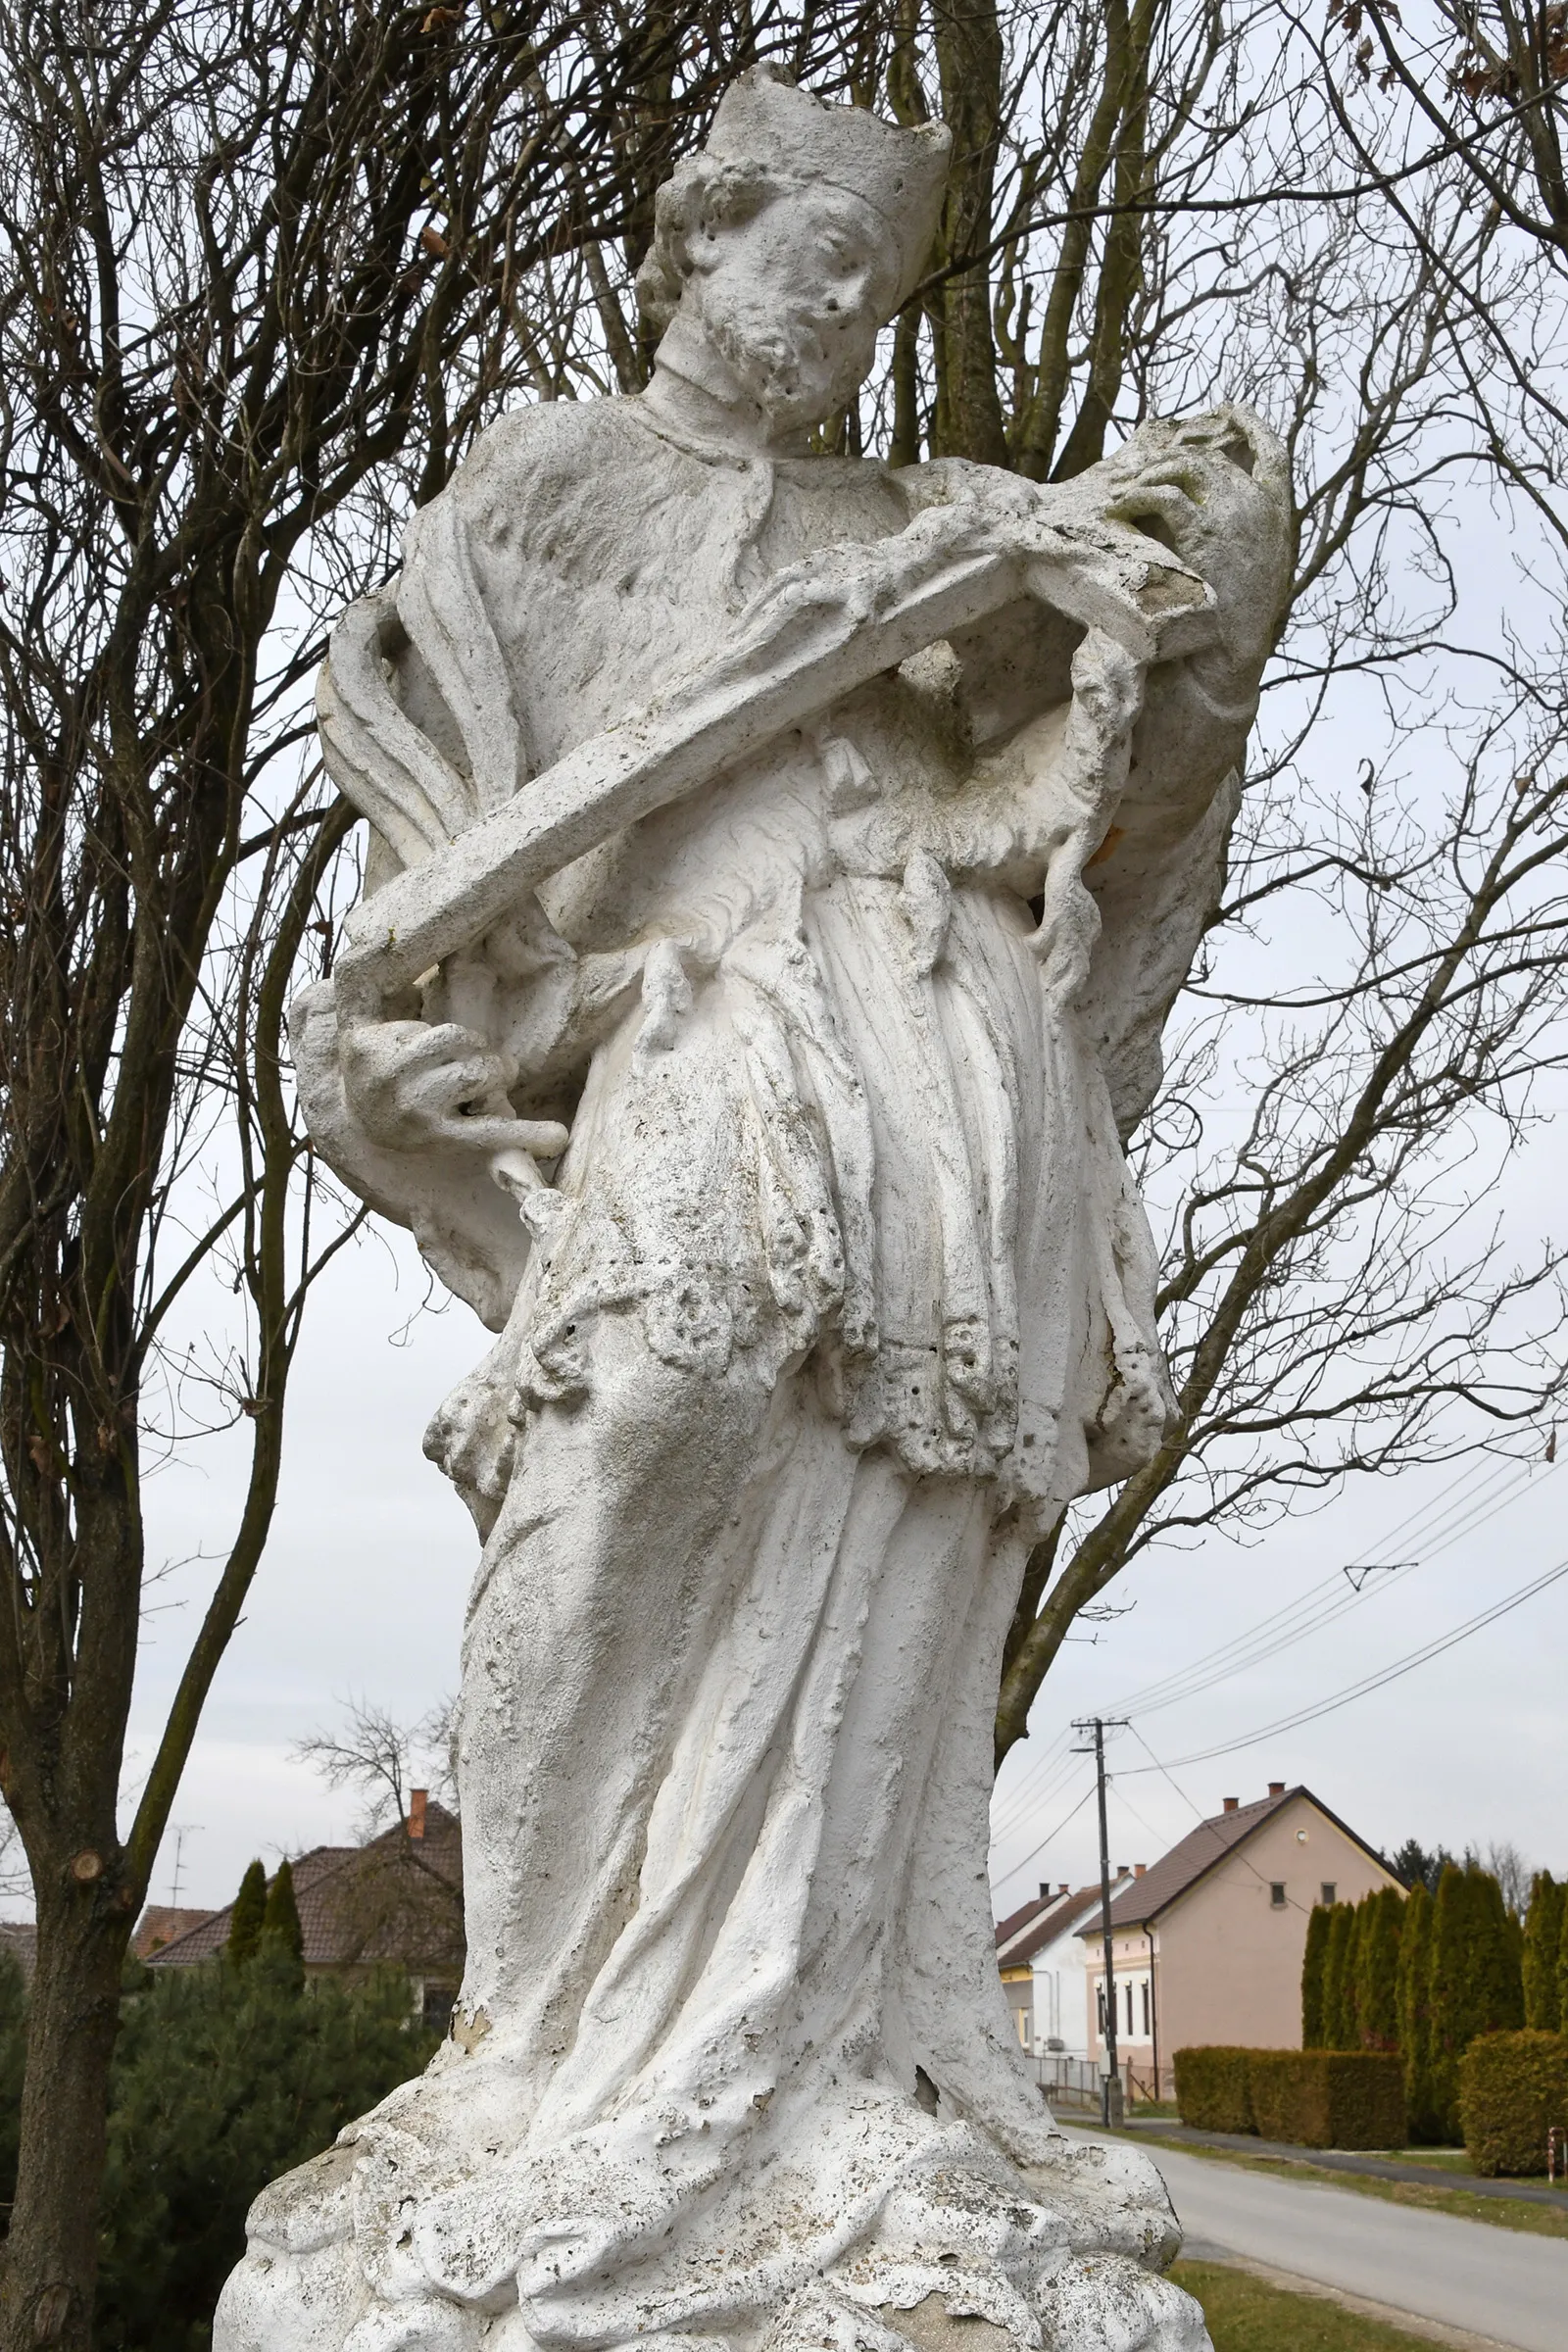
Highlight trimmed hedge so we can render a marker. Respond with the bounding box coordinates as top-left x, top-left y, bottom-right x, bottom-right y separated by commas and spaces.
1458, 2030, 1568, 2177
1250, 2050, 1405, 2149
1172, 2046, 1255, 2132
1175, 2046, 1405, 2148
